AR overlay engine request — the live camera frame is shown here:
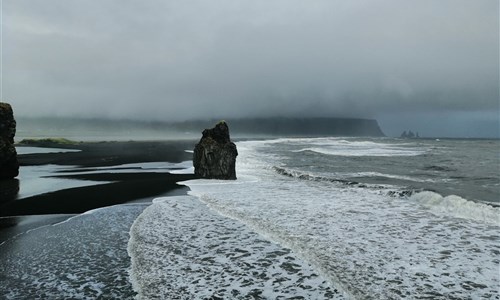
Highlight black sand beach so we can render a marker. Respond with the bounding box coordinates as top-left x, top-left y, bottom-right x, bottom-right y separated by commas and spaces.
0, 140, 198, 243
16, 140, 197, 167
0, 139, 202, 298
